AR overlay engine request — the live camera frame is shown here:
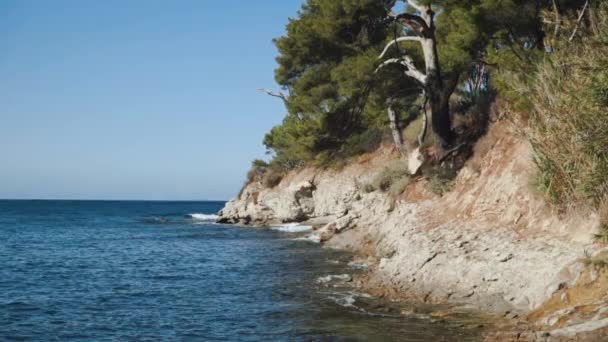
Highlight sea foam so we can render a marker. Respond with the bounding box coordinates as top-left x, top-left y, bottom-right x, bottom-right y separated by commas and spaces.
187, 213, 219, 221
294, 233, 321, 243
271, 223, 312, 233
